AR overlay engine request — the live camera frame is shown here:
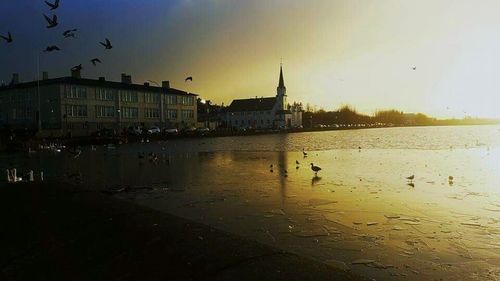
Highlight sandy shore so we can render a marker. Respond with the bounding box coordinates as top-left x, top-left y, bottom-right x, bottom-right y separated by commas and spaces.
0, 181, 366, 281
